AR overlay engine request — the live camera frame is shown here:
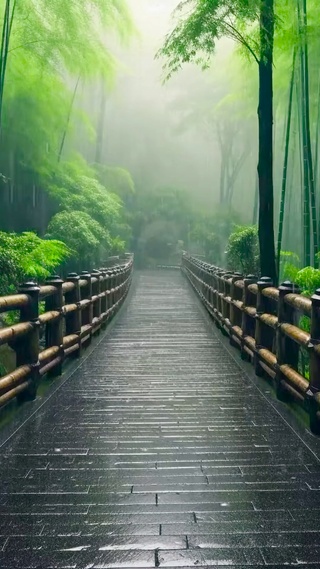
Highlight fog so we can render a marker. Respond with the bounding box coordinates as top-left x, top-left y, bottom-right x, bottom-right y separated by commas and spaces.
1, 0, 314, 283
94, 0, 242, 210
